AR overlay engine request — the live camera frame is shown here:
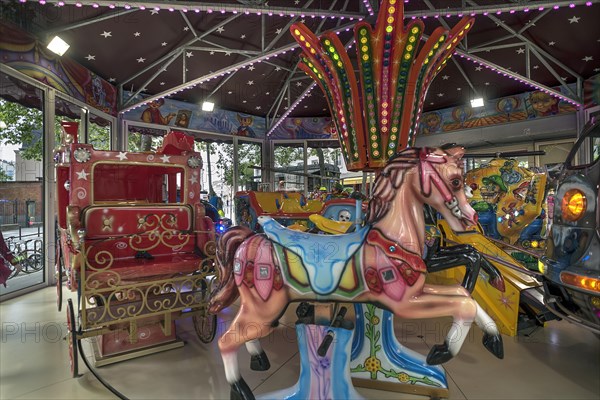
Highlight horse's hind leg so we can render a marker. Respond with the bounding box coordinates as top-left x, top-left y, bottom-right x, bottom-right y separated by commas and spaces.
390, 293, 477, 365
246, 339, 271, 371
